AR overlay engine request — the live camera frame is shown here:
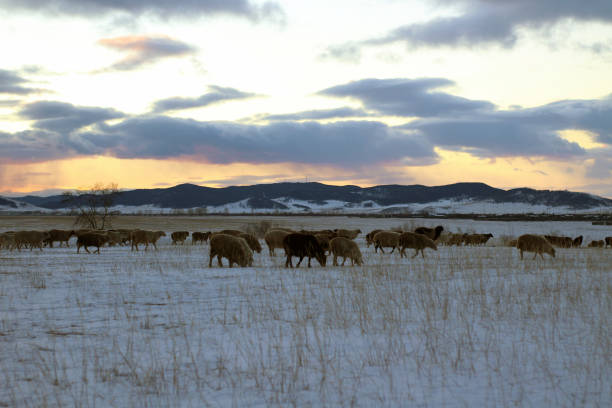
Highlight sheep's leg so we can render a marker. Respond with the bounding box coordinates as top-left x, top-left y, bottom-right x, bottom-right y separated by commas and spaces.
307, 257, 312, 268
285, 255, 291, 267
333, 255, 338, 266
533, 252, 537, 260
341, 257, 346, 266
296, 256, 304, 267
519, 249, 523, 259
85, 246, 91, 254
217, 255, 223, 267
390, 246, 395, 253
208, 250, 214, 267
378, 245, 385, 254
96, 246, 101, 254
